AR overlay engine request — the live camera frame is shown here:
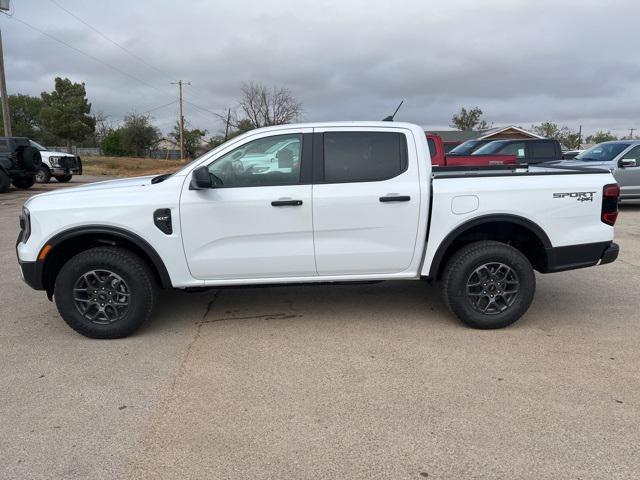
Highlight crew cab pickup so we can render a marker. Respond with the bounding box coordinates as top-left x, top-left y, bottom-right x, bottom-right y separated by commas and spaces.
29, 140, 83, 183
17, 122, 620, 338
428, 134, 563, 167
